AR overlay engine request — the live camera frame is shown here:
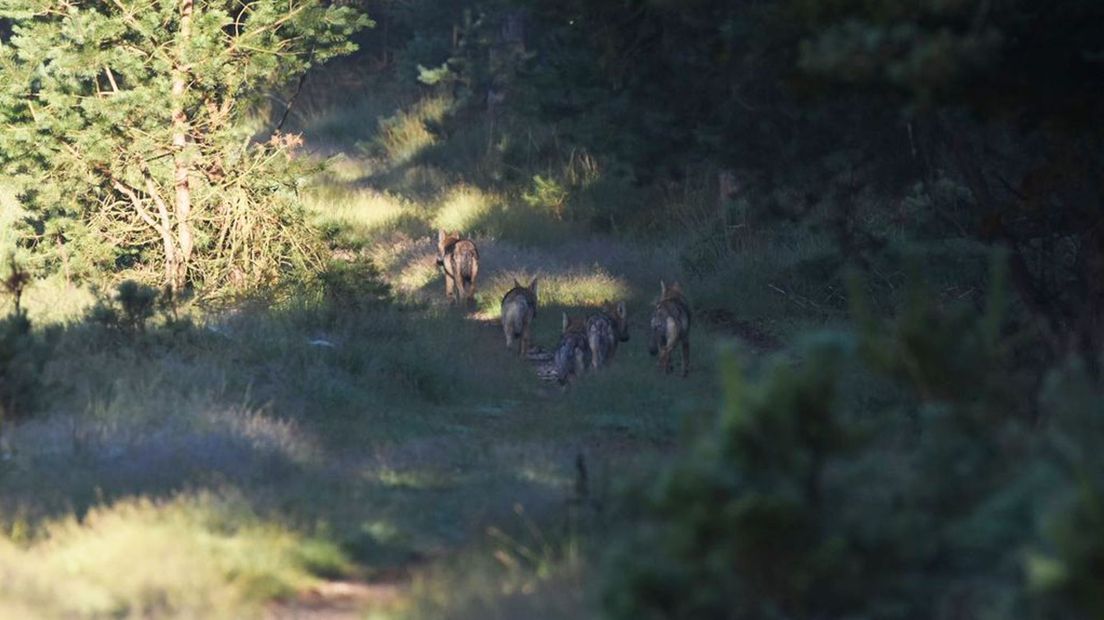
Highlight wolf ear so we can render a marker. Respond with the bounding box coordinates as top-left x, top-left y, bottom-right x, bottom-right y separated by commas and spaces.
617, 301, 626, 318
660, 280, 667, 298
529, 277, 539, 296
562, 312, 569, 331
437, 229, 446, 243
